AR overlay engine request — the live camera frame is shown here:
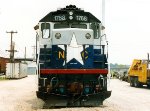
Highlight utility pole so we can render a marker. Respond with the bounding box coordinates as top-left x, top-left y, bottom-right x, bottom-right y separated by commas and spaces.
102, 0, 105, 26
6, 31, 17, 62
